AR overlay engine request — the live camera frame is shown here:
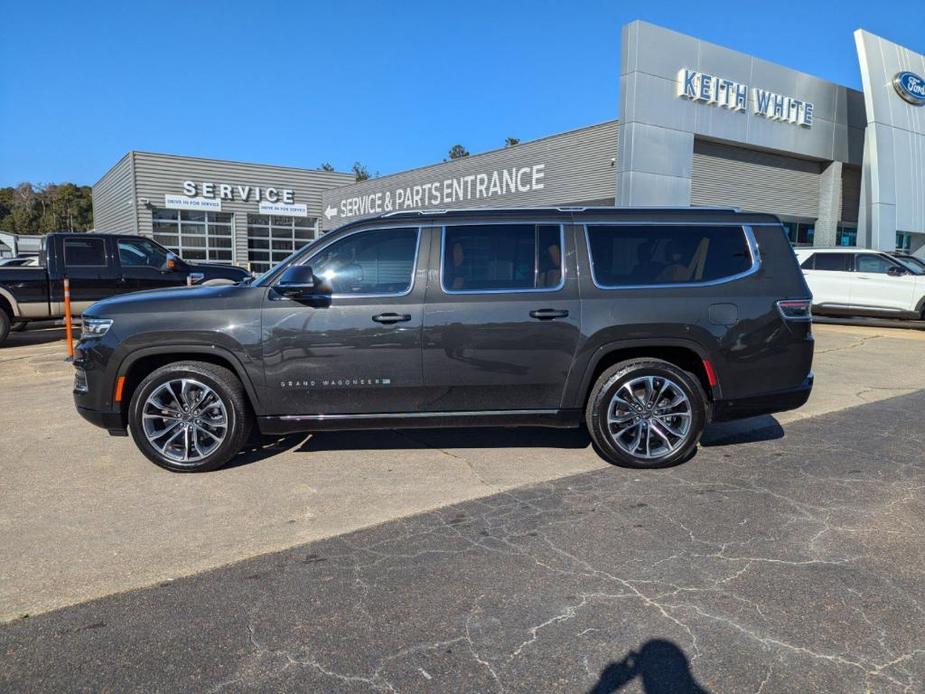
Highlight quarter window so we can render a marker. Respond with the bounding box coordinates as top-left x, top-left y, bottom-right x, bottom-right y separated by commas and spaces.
586, 225, 752, 287
63, 238, 106, 267
296, 227, 418, 295
442, 224, 563, 292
